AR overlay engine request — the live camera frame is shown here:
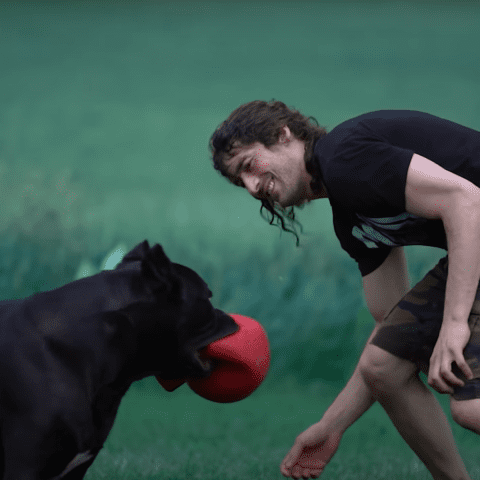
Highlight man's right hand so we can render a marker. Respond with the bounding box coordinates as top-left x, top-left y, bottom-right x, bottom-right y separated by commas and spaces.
280, 422, 342, 479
